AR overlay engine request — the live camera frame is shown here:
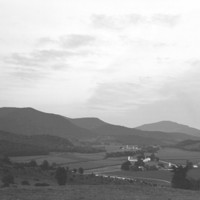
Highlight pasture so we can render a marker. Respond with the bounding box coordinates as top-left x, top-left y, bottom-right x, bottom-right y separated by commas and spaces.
10, 151, 127, 170
157, 148, 200, 165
